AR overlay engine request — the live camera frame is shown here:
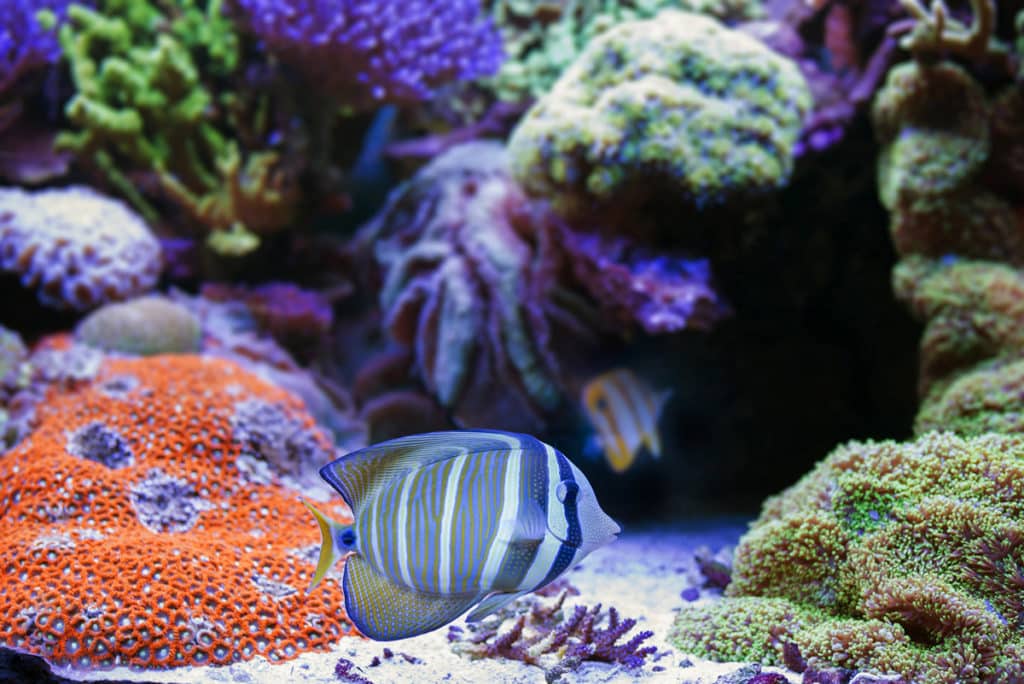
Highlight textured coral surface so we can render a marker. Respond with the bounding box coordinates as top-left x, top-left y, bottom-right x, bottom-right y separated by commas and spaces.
0, 186, 161, 311
670, 432, 1024, 683
508, 10, 811, 216
0, 353, 355, 670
